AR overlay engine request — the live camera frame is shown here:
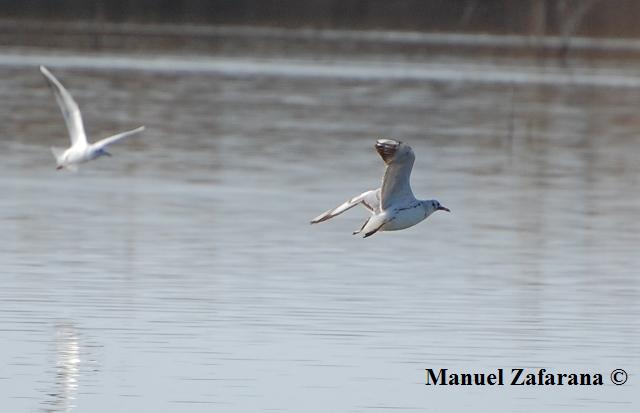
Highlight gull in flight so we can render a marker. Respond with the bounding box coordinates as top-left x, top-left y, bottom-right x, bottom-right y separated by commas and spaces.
40, 66, 145, 171
311, 139, 450, 238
